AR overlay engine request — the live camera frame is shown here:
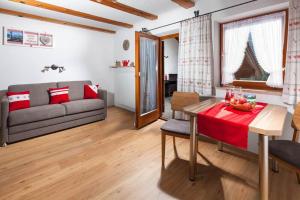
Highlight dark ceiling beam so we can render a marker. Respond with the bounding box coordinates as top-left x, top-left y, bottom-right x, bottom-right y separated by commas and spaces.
0, 8, 116, 33
9, 0, 133, 28
90, 0, 158, 20
171, 0, 195, 9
